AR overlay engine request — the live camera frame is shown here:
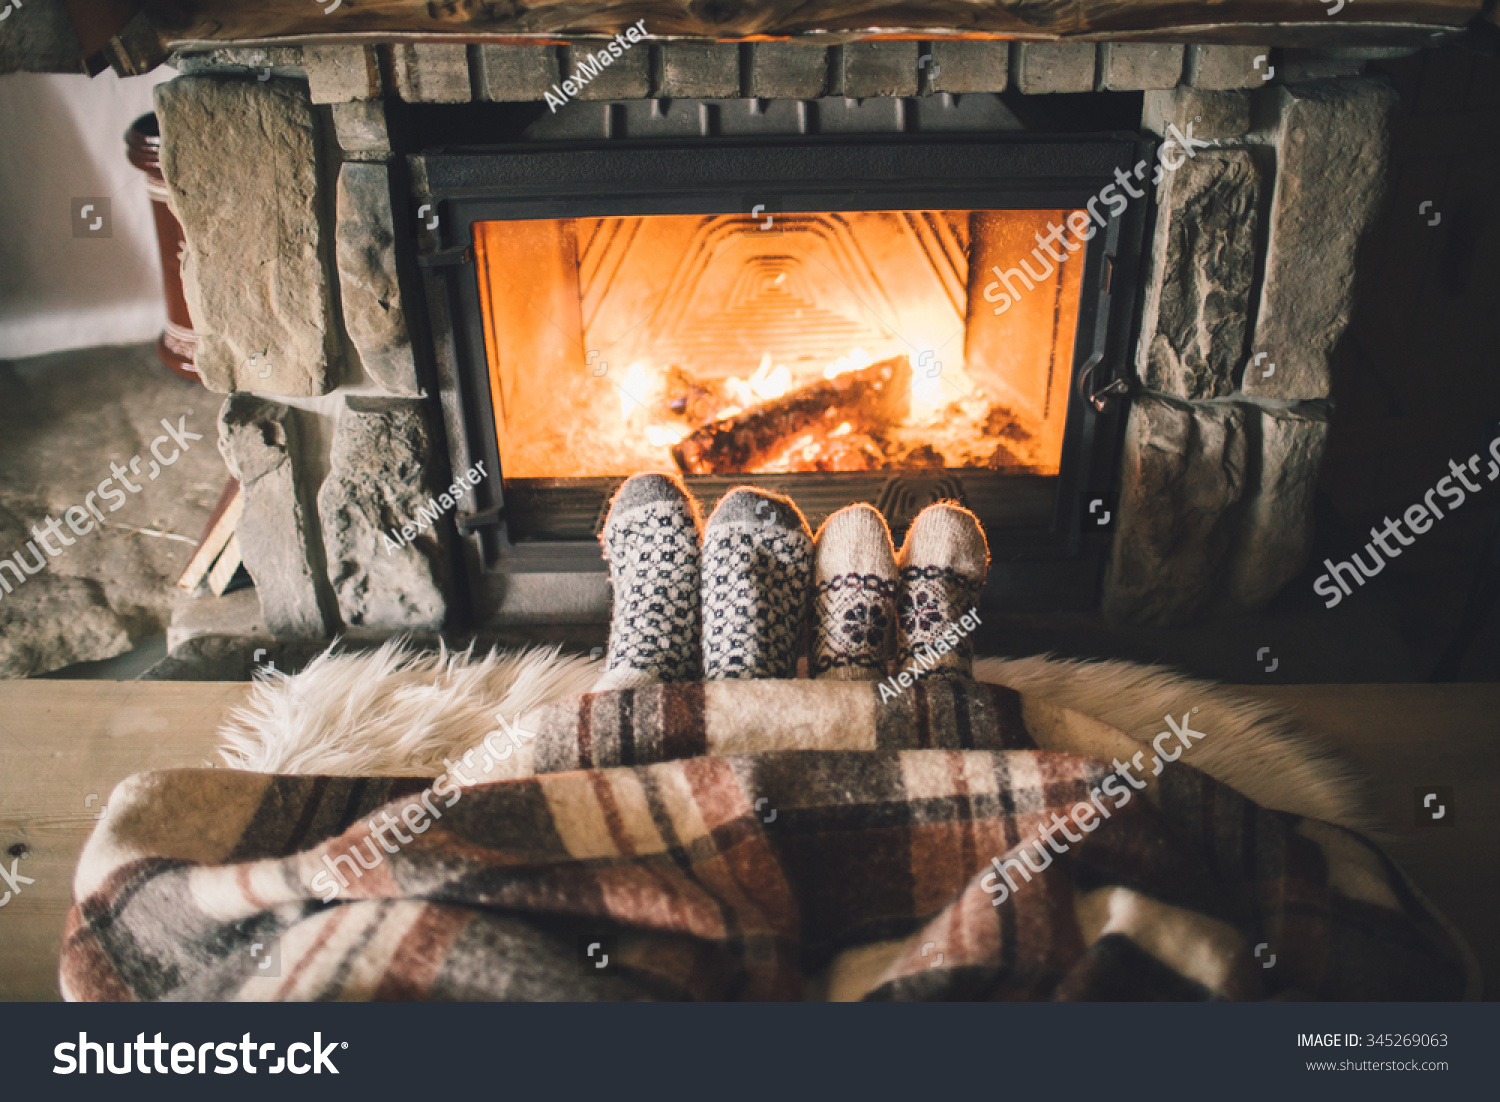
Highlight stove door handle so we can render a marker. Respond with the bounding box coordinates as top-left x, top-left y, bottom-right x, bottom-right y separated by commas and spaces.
1076, 354, 1131, 414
